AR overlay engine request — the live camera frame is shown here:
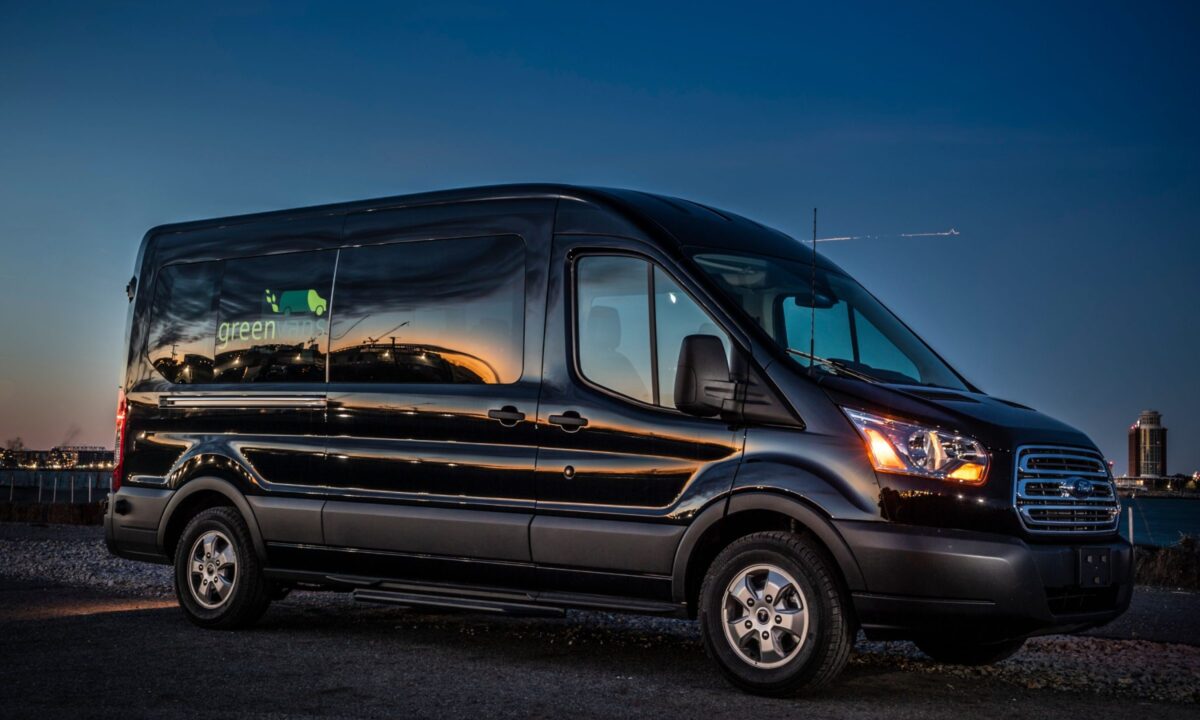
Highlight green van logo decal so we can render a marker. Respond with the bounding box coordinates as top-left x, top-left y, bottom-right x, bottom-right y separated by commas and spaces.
265, 288, 327, 316
216, 287, 330, 350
